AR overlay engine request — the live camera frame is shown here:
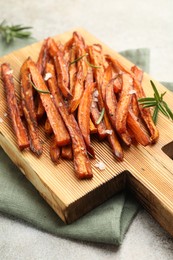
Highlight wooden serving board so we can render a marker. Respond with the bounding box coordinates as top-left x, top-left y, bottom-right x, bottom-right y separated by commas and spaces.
0, 28, 173, 236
